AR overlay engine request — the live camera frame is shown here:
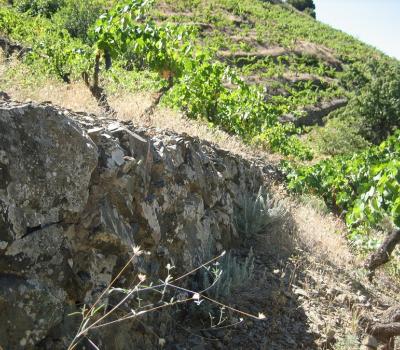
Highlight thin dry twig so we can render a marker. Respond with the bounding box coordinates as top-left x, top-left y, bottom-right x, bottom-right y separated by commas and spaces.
68, 249, 263, 350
